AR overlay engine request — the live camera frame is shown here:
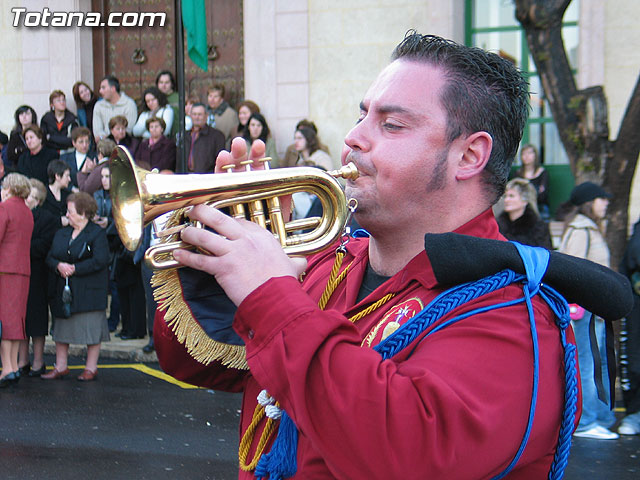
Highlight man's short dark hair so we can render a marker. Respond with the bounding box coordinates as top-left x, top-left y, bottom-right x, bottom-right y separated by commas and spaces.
102, 75, 121, 93
155, 70, 176, 90
47, 159, 70, 185
391, 31, 529, 203
208, 84, 225, 97
191, 102, 207, 111
71, 126, 91, 142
